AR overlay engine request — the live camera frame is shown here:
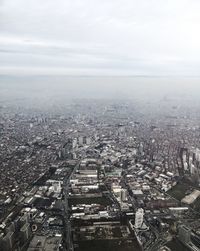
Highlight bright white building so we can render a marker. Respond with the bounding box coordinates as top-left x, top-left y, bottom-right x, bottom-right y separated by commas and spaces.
135, 208, 144, 229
